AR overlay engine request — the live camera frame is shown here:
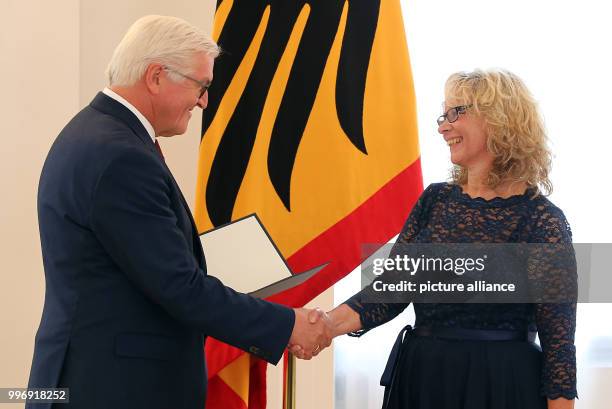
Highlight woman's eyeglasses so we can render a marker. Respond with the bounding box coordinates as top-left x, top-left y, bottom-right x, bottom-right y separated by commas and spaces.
436, 104, 473, 126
